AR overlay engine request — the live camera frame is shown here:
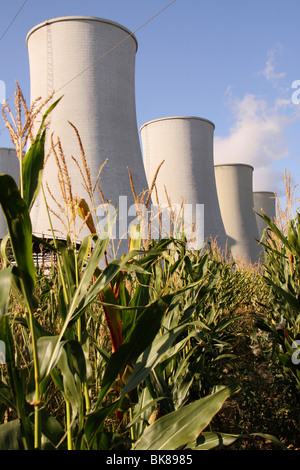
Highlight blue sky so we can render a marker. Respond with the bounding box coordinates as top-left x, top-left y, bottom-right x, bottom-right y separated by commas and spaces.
1, 0, 300, 204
